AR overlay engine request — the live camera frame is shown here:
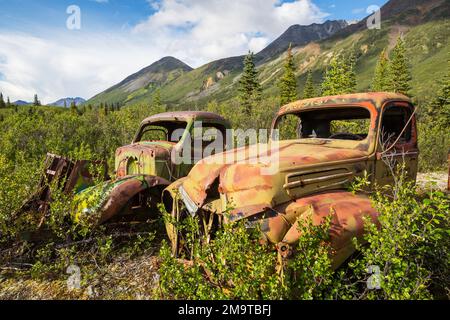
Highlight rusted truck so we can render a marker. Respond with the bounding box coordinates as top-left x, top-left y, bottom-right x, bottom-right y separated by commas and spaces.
163, 92, 419, 268
22, 111, 231, 226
